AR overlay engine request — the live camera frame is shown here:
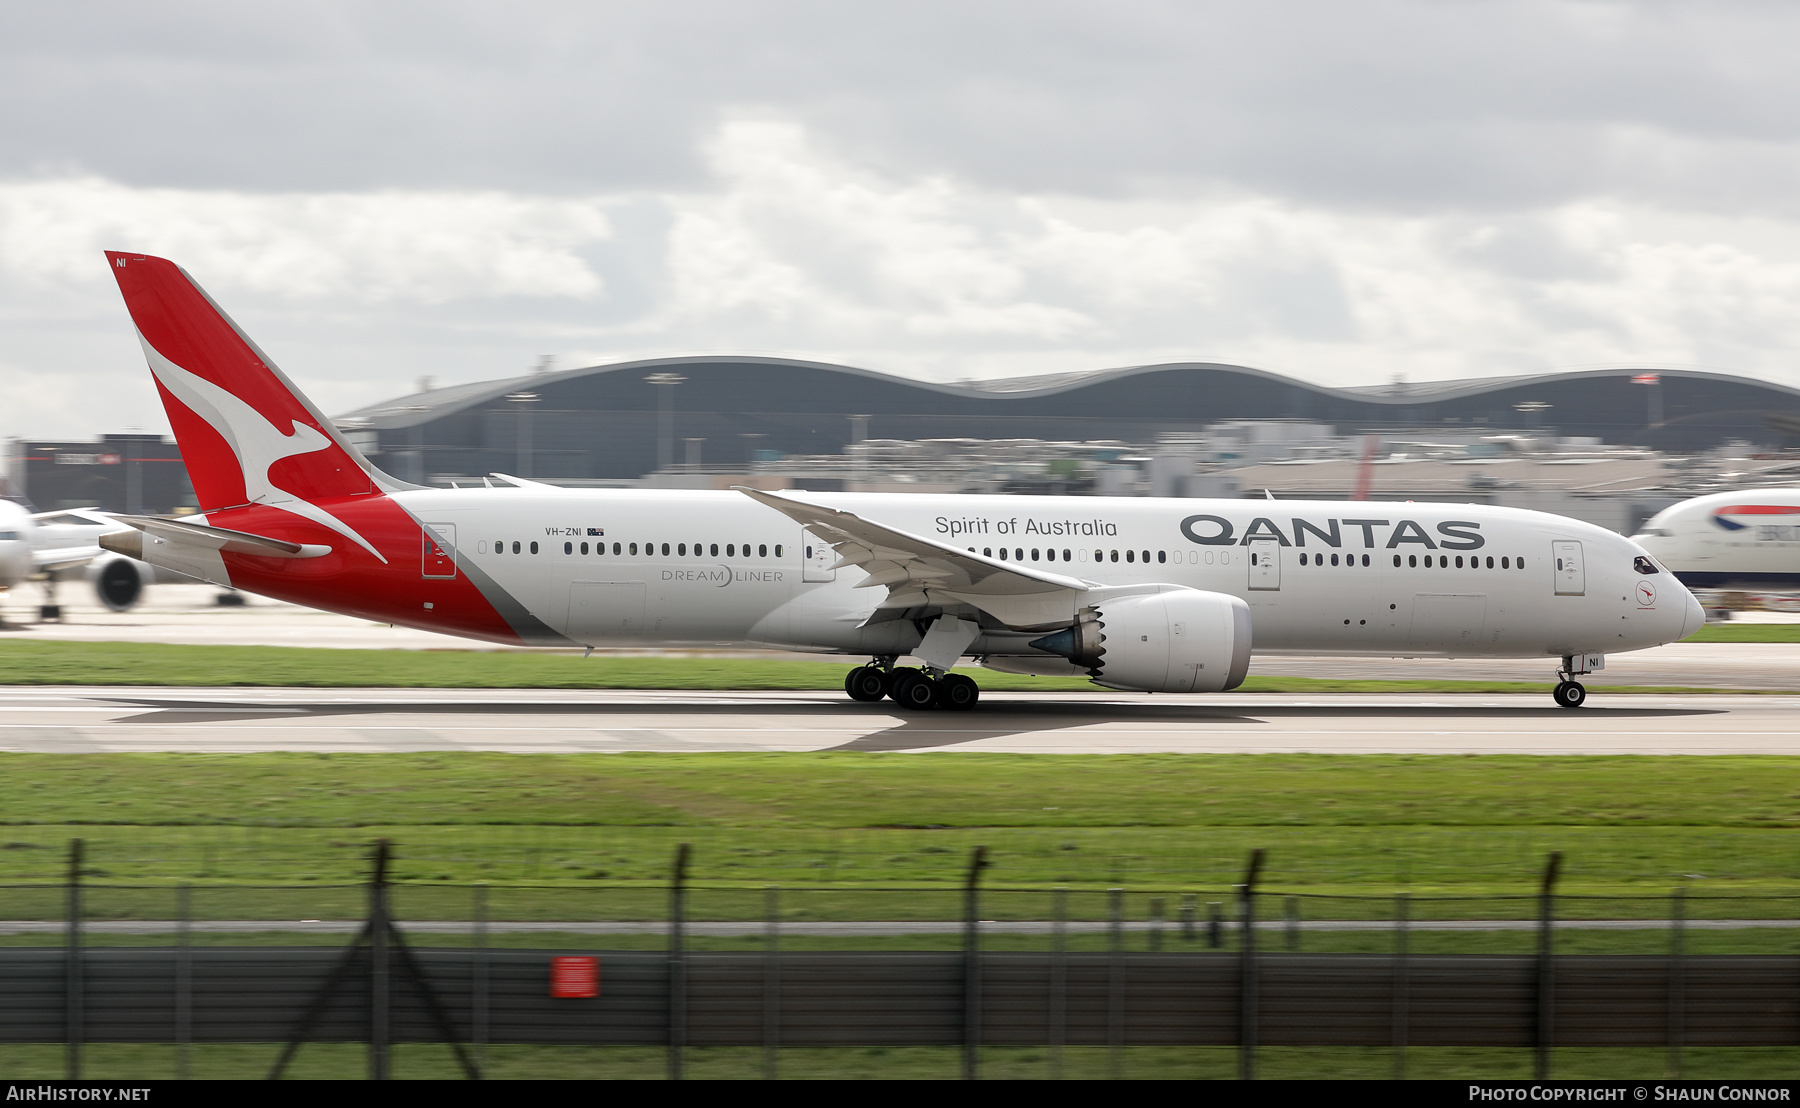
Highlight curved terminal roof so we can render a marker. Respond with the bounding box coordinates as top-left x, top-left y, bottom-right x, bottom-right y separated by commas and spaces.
332, 355, 1800, 482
